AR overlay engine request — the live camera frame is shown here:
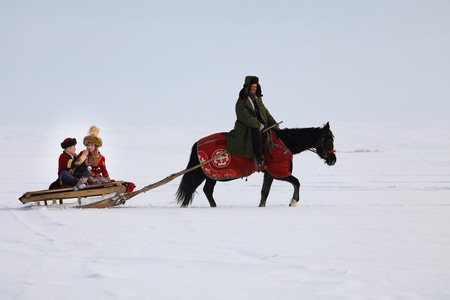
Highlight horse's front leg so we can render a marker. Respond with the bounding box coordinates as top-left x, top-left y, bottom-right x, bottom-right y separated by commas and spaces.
259, 172, 274, 207
285, 175, 300, 207
272, 175, 301, 207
